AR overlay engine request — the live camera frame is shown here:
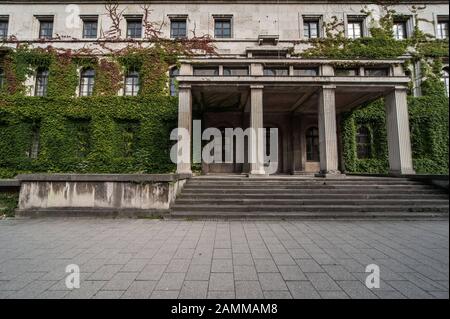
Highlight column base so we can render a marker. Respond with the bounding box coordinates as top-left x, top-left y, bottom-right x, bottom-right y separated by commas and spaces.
177, 169, 193, 175
315, 170, 345, 178
248, 169, 268, 177
389, 169, 416, 177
